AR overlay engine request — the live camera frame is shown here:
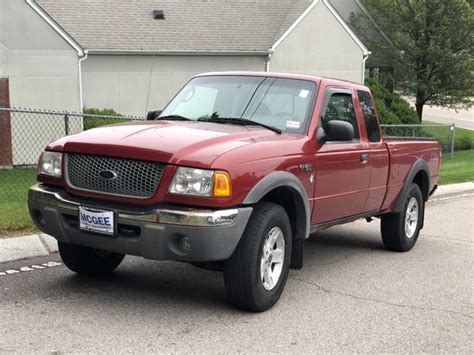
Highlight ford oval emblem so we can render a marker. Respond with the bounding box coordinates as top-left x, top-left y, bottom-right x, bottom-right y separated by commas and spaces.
99, 170, 118, 180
